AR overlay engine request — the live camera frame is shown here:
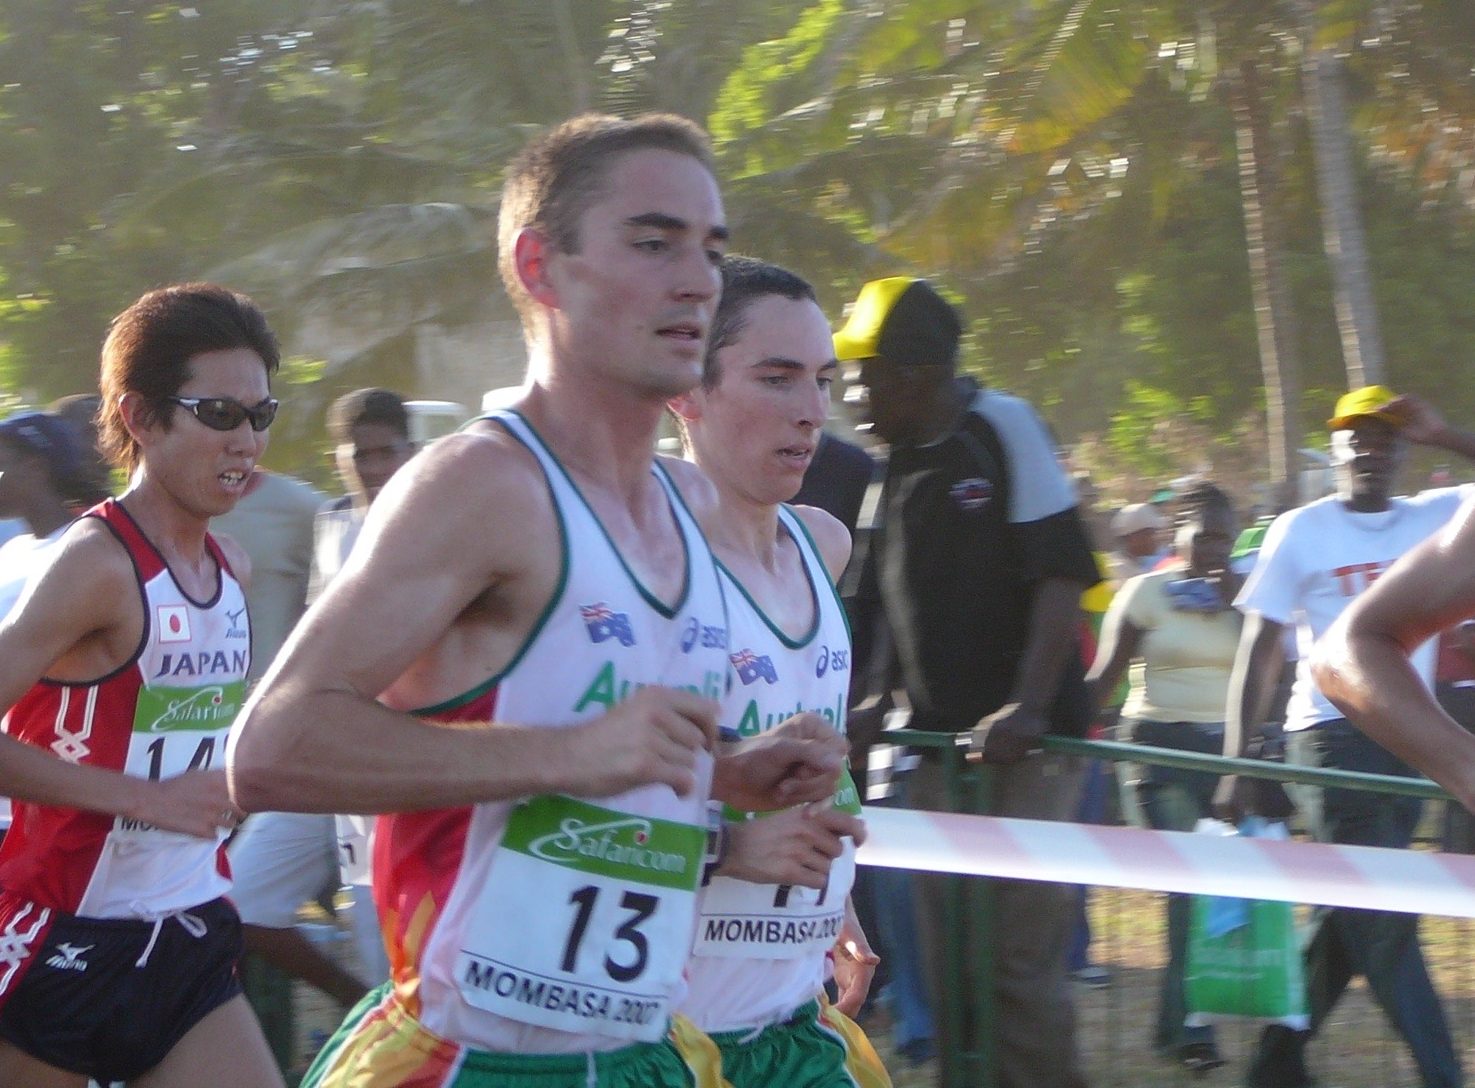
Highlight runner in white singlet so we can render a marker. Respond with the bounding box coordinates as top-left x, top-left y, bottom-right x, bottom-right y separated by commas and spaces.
667, 256, 890, 1087
228, 115, 855, 1088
